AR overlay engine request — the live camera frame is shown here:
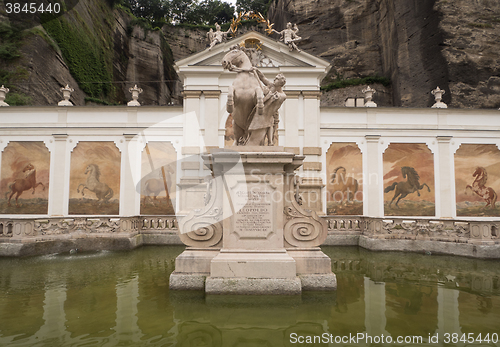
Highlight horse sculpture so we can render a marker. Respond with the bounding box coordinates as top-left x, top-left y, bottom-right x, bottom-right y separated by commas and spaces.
142, 165, 175, 205
5, 163, 45, 207
77, 164, 114, 202
330, 166, 359, 205
384, 166, 430, 207
223, 46, 266, 145
465, 166, 497, 208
